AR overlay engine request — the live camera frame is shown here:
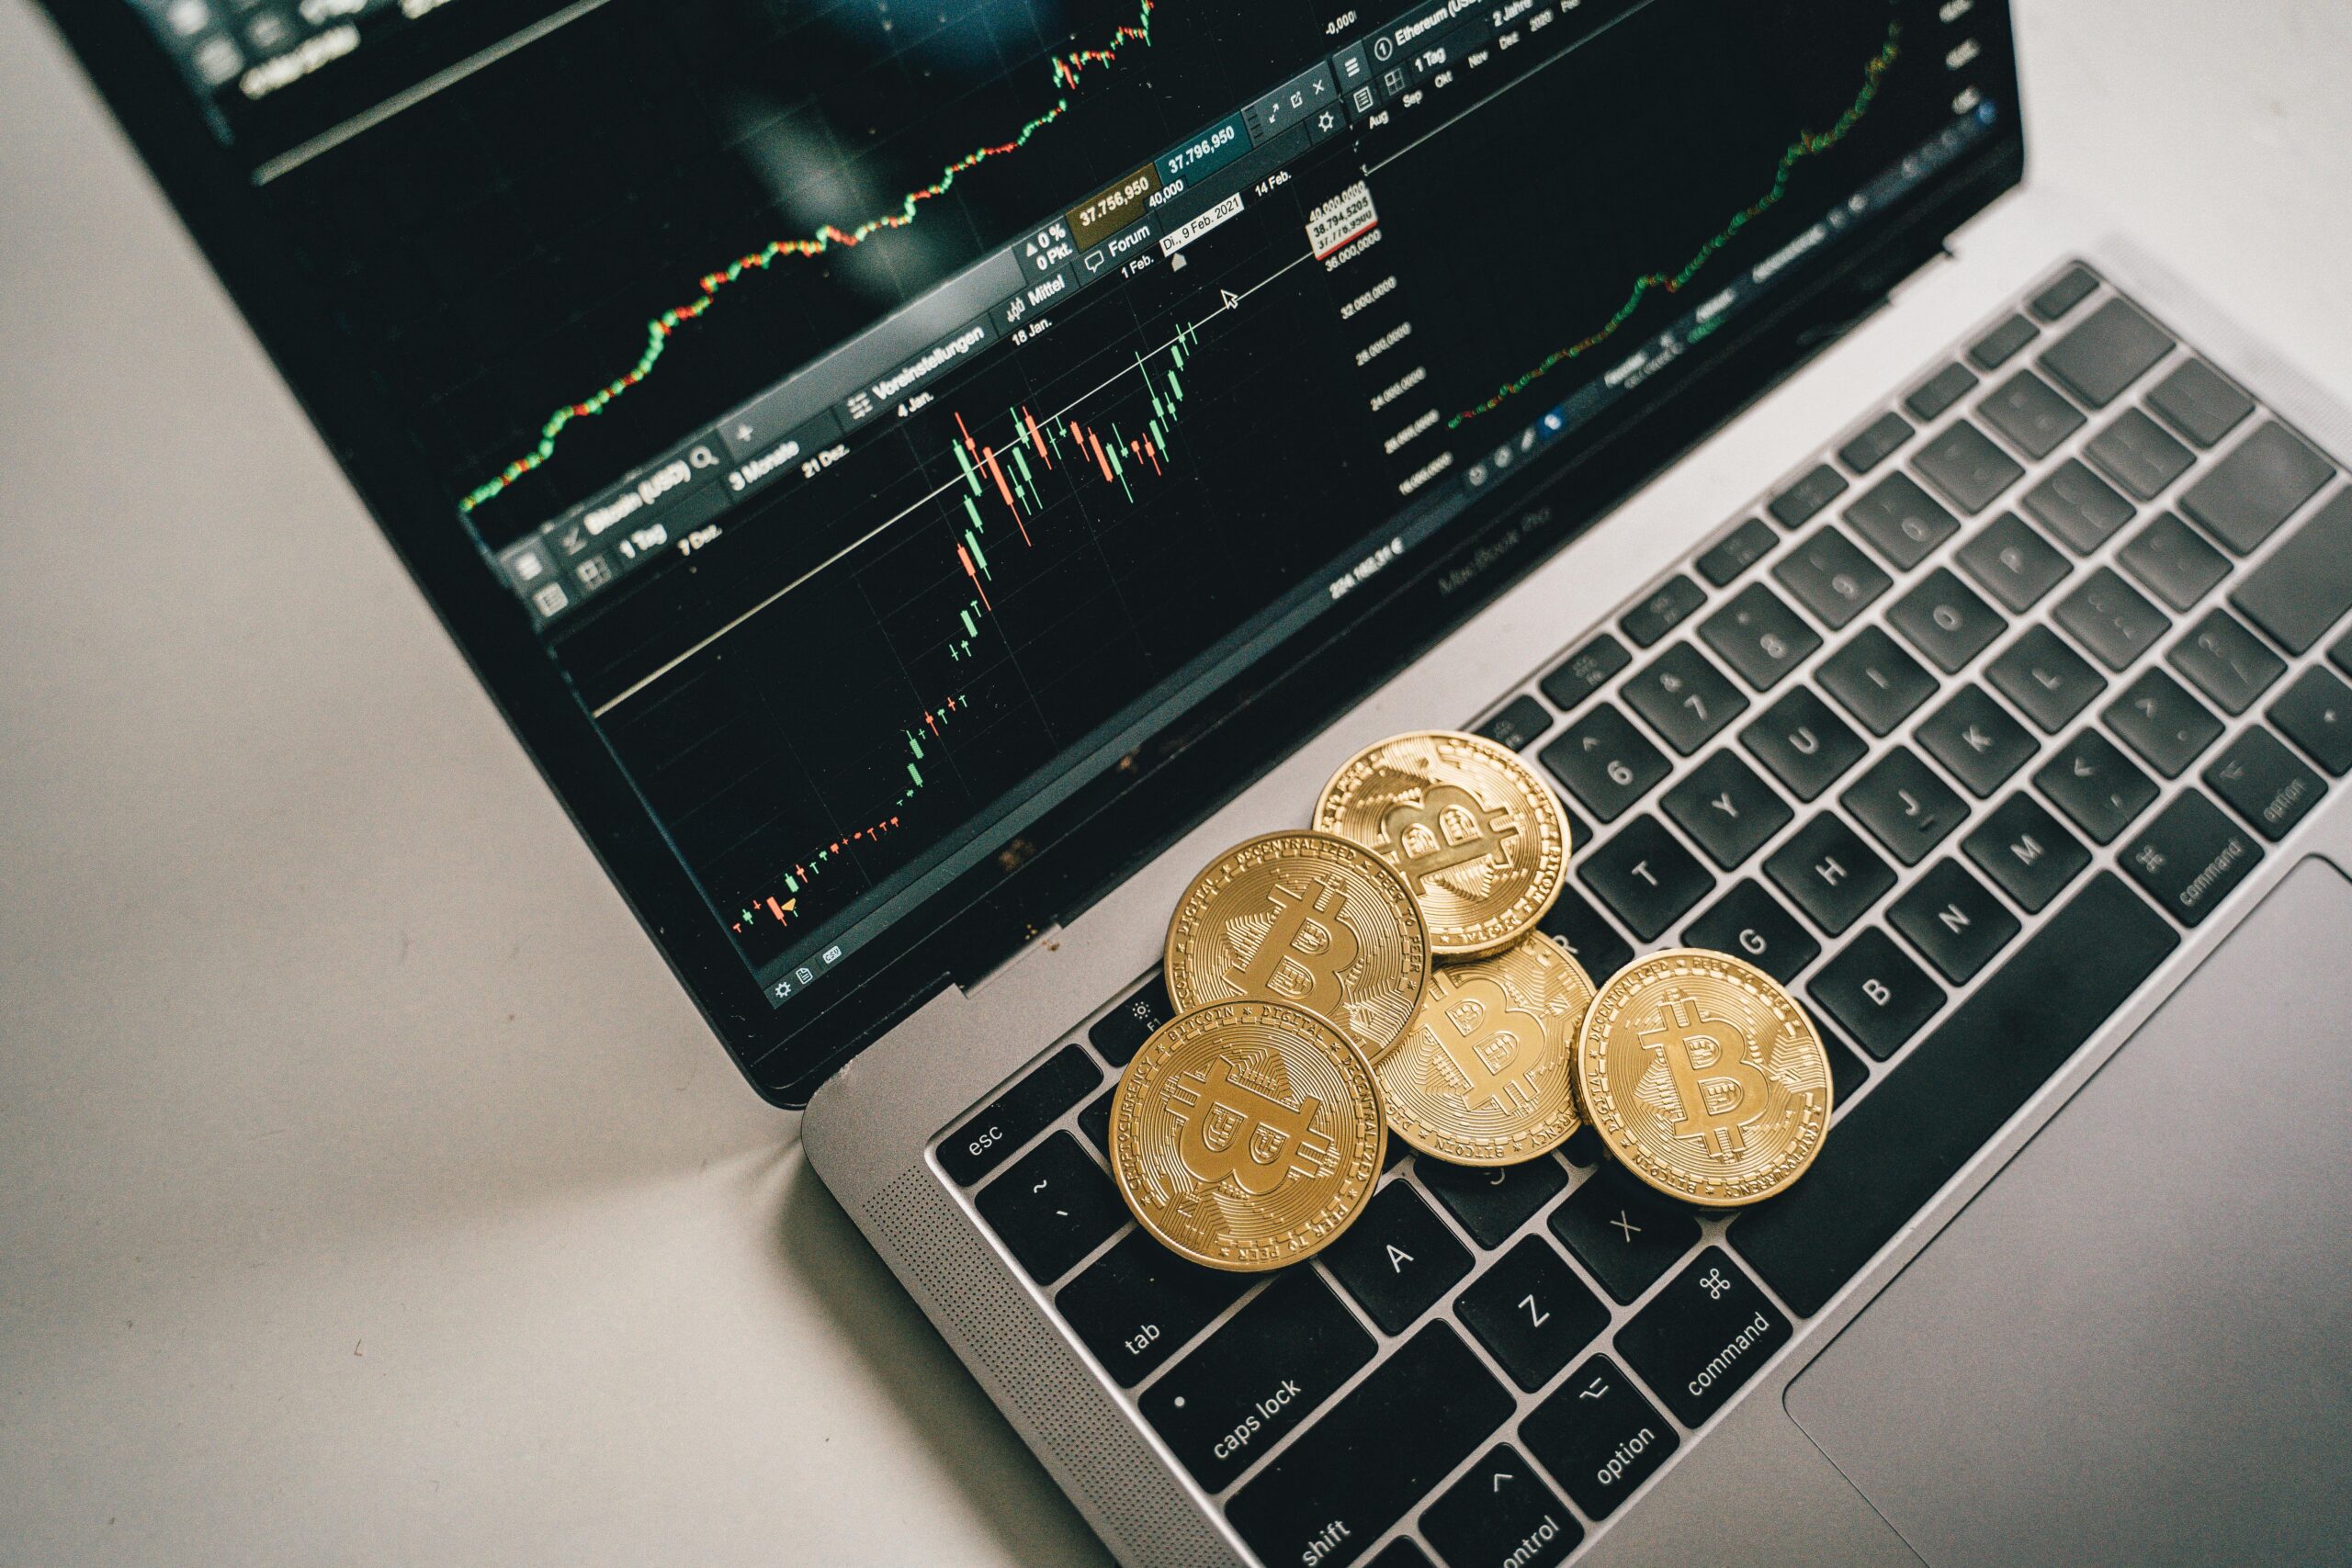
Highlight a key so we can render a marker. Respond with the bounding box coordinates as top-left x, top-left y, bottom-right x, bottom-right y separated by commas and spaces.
2204, 727, 2325, 842
1888, 567, 2006, 673
1419, 1152, 1569, 1251
2022, 458, 2136, 555
1536, 885, 1634, 986
2054, 567, 2170, 671
1454, 1237, 1610, 1393
1764, 813, 1895, 936
1615, 1249, 1792, 1425
1699, 581, 1821, 691
1962, 791, 2090, 912
1089, 976, 1172, 1068
2116, 512, 2229, 612
975, 1132, 1125, 1284
1057, 1228, 1251, 1389
1621, 574, 1709, 648
1809, 928, 1945, 1058
1518, 1356, 1679, 1521
1773, 525, 1892, 630
1905, 361, 1979, 421
2268, 665, 2352, 775
1838, 410, 1915, 474
941, 1046, 1102, 1186
1548, 1161, 1702, 1304
2105, 668, 2223, 778
2029, 265, 2098, 321
1888, 859, 2020, 983
1419, 1447, 1580, 1568
1078, 1088, 1114, 1158
1225, 1325, 1513, 1568
2230, 491, 2352, 654
1987, 624, 2107, 733
1580, 815, 1713, 941
1840, 746, 1968, 864
1969, 313, 2040, 370
1955, 511, 2072, 613
2038, 295, 2175, 408
1682, 880, 1819, 984
1916, 683, 2039, 797
1539, 632, 1631, 713
1769, 464, 1849, 530
1661, 750, 1793, 870
1320, 1182, 1471, 1335
1741, 687, 1867, 800
2145, 357, 2255, 449
1477, 694, 1553, 753
2180, 421, 2335, 554
1913, 420, 2026, 514
2168, 608, 2284, 716
1695, 517, 1779, 588
1845, 472, 1961, 570
1978, 368, 2085, 459
2085, 407, 2193, 501
2119, 790, 2264, 927
2035, 728, 2159, 843
1541, 704, 1669, 823
1732, 874, 2178, 1314
1622, 642, 1748, 755
1138, 1270, 1373, 1490
1816, 626, 1936, 735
